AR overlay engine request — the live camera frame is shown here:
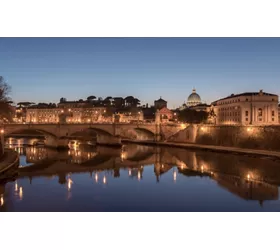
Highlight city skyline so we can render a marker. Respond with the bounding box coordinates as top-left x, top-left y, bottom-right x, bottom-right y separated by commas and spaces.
1, 38, 280, 107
